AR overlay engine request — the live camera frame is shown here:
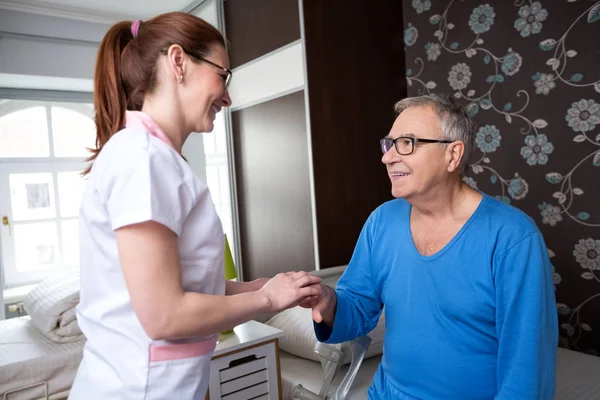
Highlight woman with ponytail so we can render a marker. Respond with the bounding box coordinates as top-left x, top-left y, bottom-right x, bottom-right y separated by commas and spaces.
70, 12, 320, 399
